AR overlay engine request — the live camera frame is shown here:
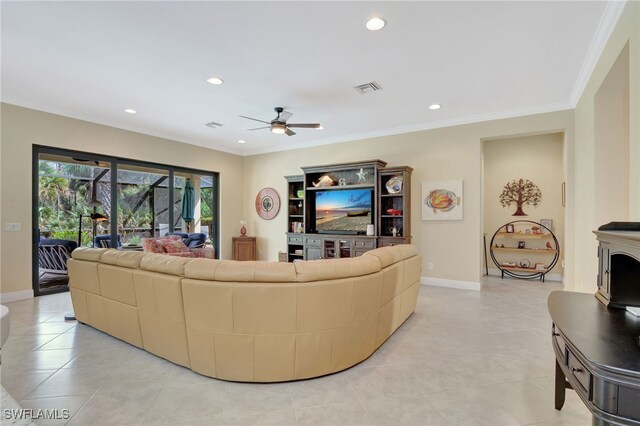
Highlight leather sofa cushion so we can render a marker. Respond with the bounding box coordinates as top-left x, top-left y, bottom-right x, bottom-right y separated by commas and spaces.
72, 247, 109, 262
363, 244, 418, 268
101, 250, 148, 268
294, 255, 380, 282
140, 253, 193, 276
184, 260, 297, 283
